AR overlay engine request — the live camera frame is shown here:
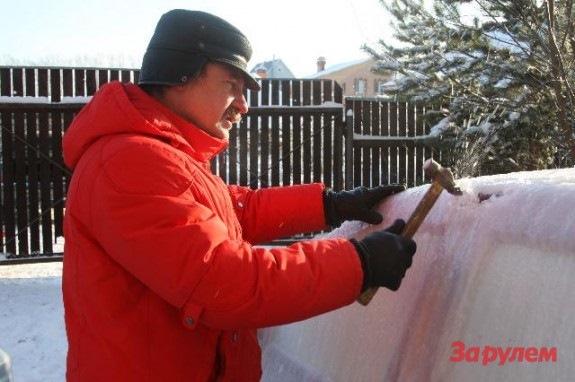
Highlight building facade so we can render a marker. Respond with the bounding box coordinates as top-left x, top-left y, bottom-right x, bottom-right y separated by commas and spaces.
306, 57, 392, 98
